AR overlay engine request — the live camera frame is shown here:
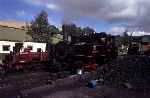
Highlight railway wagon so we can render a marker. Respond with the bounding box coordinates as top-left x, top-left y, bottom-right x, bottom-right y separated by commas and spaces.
3, 47, 48, 72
